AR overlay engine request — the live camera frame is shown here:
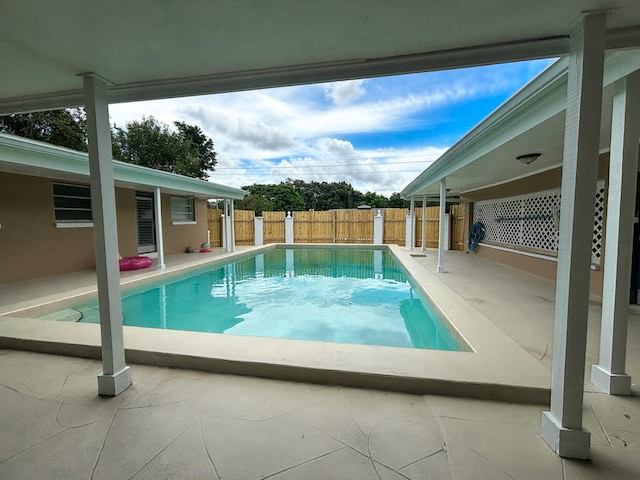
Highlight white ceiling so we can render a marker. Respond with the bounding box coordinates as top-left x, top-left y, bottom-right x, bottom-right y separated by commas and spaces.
1, 1, 640, 113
